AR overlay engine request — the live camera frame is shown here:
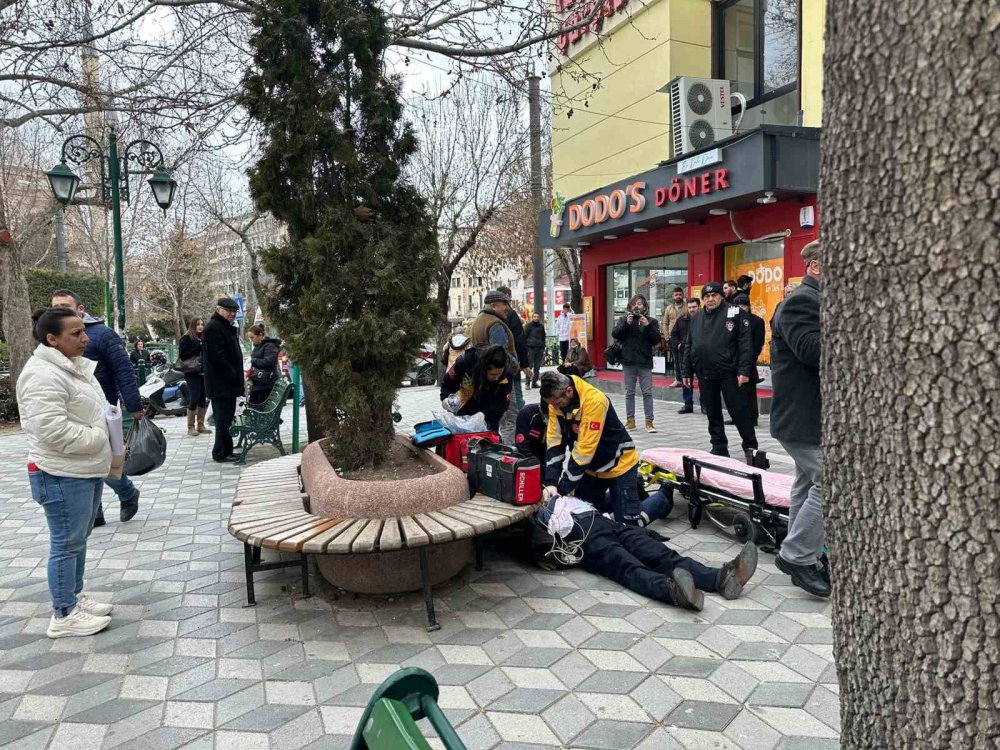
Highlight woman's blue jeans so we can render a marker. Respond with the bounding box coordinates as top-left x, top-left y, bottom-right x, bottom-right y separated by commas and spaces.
29, 469, 103, 617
